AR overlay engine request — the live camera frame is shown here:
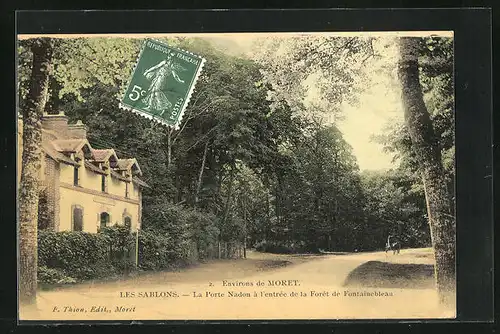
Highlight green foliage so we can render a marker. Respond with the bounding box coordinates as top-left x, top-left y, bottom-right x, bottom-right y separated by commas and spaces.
187, 210, 219, 260
256, 118, 365, 252
52, 38, 141, 101
38, 226, 137, 285
419, 37, 455, 195
140, 202, 223, 267
37, 187, 50, 230
17, 42, 33, 109
137, 229, 178, 271
254, 240, 307, 254
100, 225, 136, 265
38, 230, 113, 281
38, 266, 76, 286
374, 36, 454, 189
359, 170, 431, 250
24, 36, 446, 267
250, 36, 372, 115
